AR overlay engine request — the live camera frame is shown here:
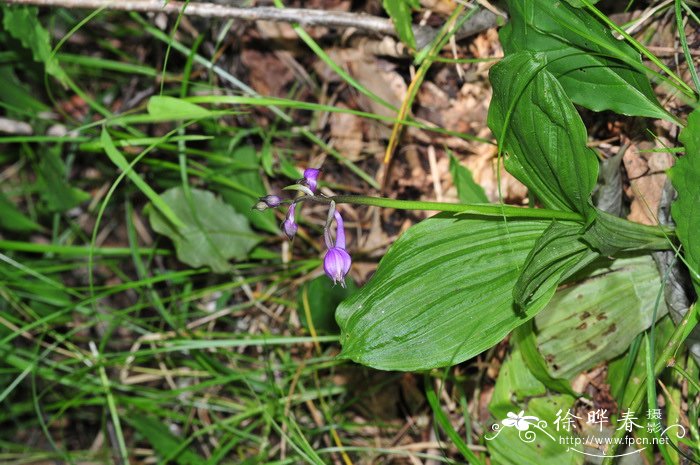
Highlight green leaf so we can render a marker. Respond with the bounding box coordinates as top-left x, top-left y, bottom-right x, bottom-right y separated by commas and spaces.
608, 316, 674, 407
486, 394, 581, 465
487, 347, 581, 465
514, 221, 599, 309
299, 275, 357, 334
449, 153, 488, 203
512, 322, 578, 397
0, 66, 49, 114
488, 51, 599, 215
489, 346, 546, 418
0, 191, 41, 232
669, 107, 700, 293
1, 6, 67, 85
36, 149, 90, 212
500, 0, 670, 121
382, 0, 417, 49
101, 128, 185, 229
148, 187, 259, 273
126, 415, 205, 465
535, 256, 668, 379
581, 209, 672, 255
146, 96, 213, 121
336, 215, 555, 371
